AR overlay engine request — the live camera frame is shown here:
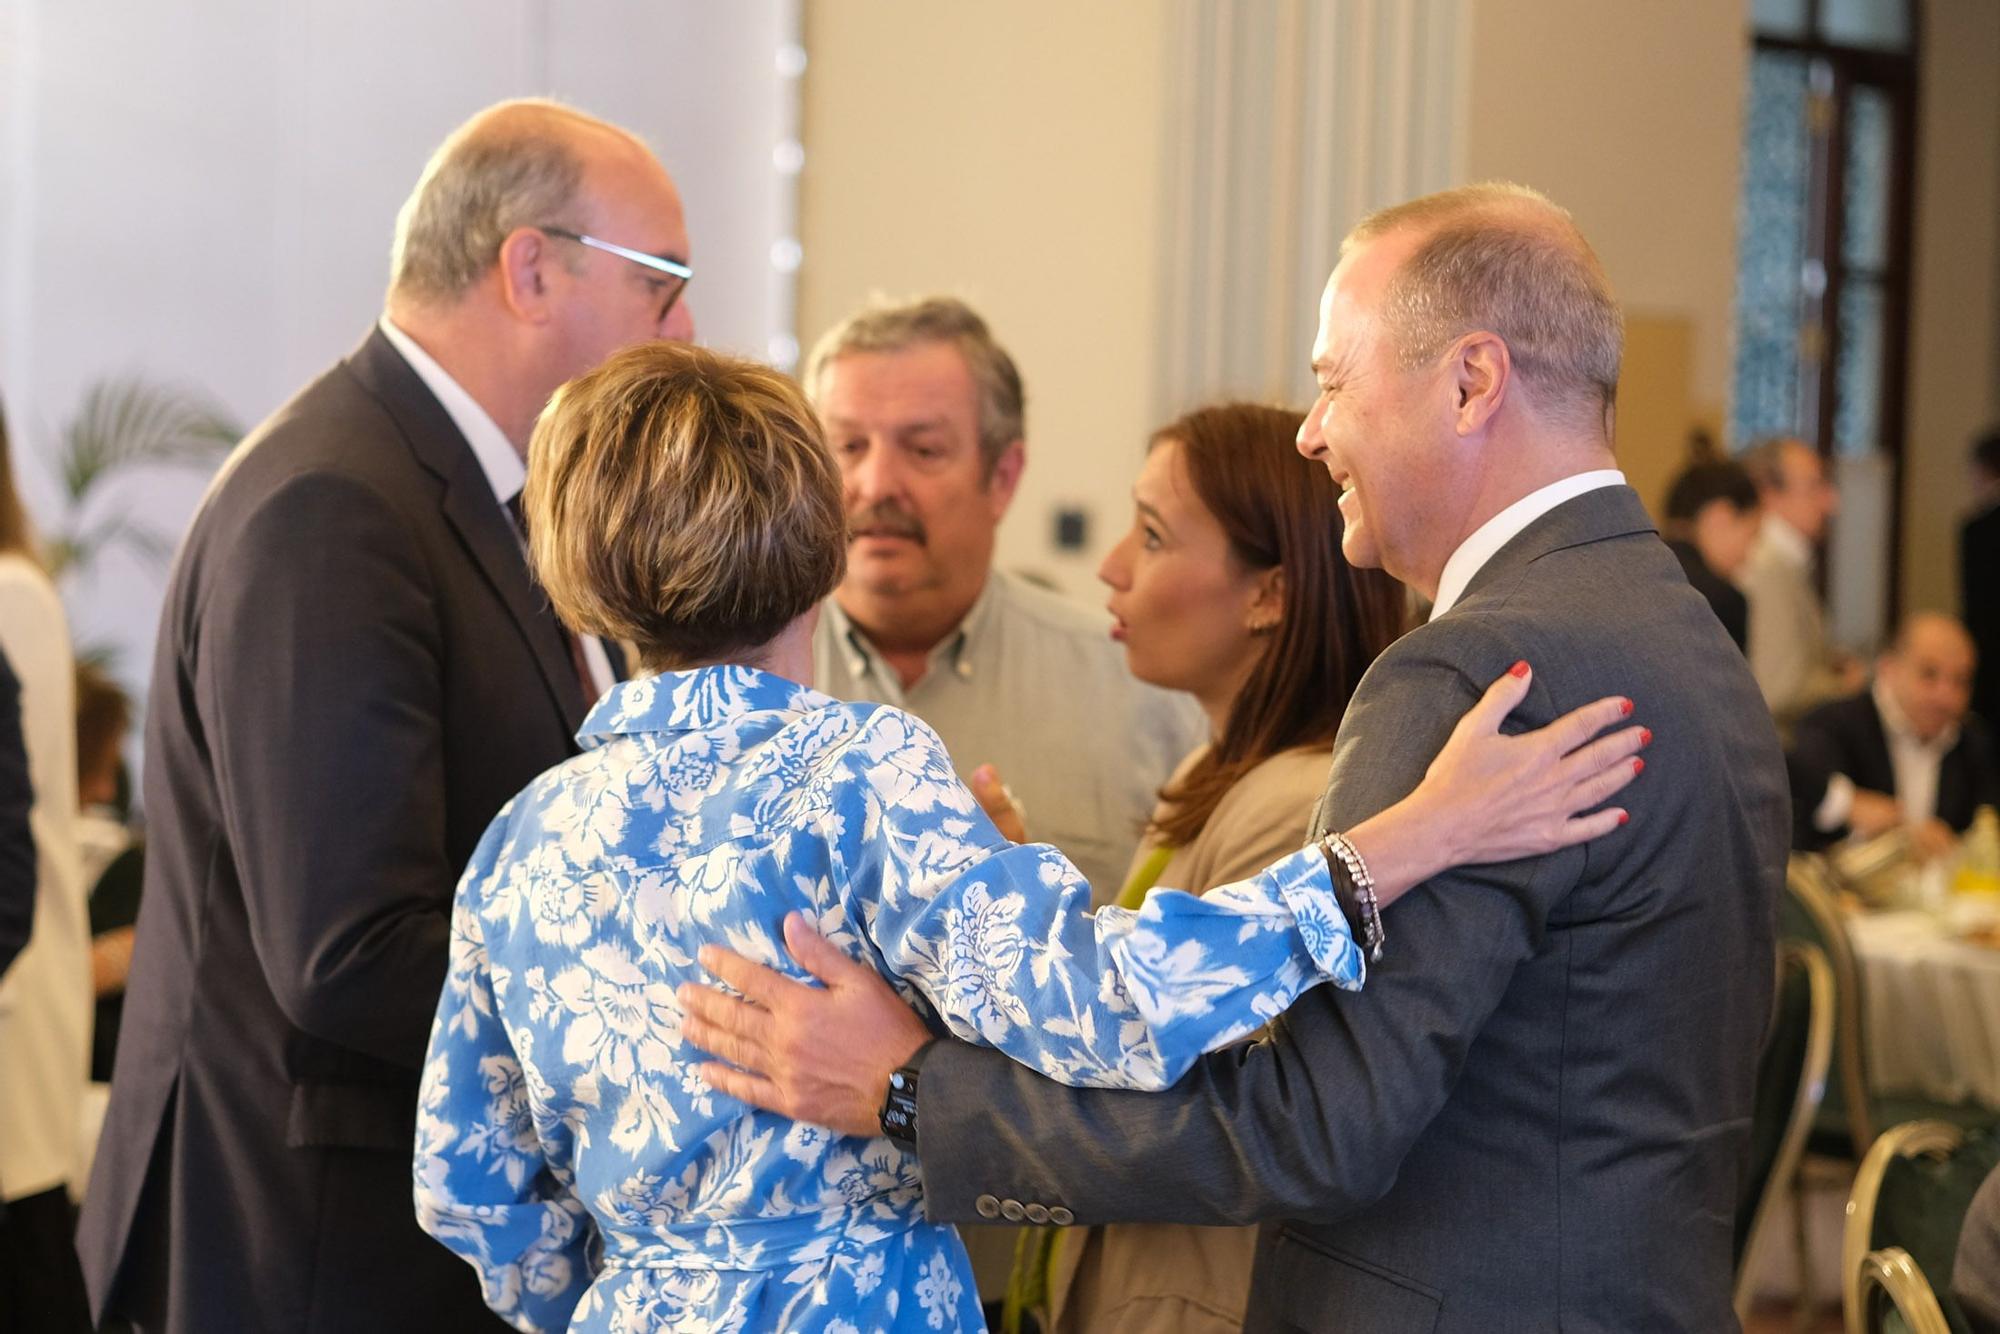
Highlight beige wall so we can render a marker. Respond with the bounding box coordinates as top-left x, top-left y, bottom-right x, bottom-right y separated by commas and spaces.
1461, 0, 1748, 517
797, 2, 1172, 597
1903, 0, 2000, 616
